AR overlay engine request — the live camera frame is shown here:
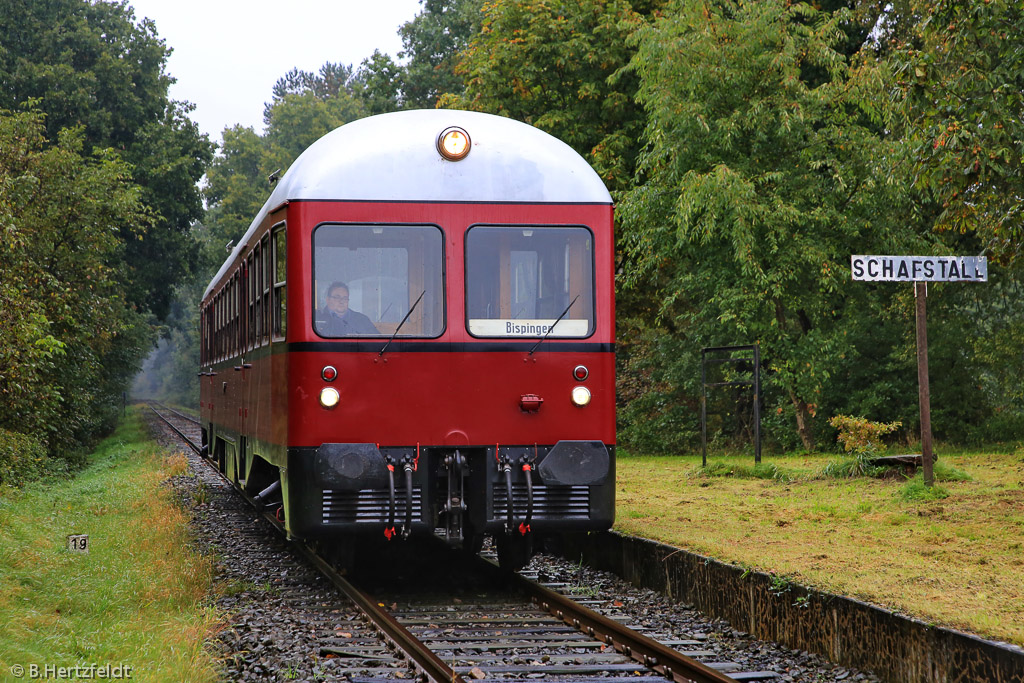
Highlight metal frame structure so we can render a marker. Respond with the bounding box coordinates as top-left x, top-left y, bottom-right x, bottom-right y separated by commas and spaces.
700, 344, 761, 466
